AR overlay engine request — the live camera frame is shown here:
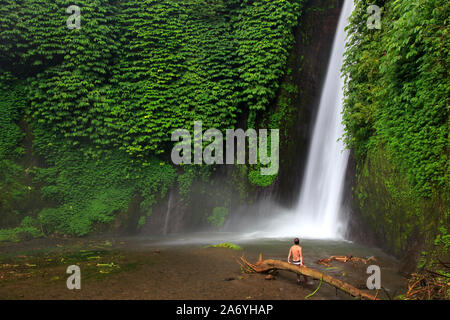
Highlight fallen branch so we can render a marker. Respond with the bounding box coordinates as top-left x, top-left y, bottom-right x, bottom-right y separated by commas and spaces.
316, 255, 376, 267
405, 272, 449, 300
239, 254, 379, 300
